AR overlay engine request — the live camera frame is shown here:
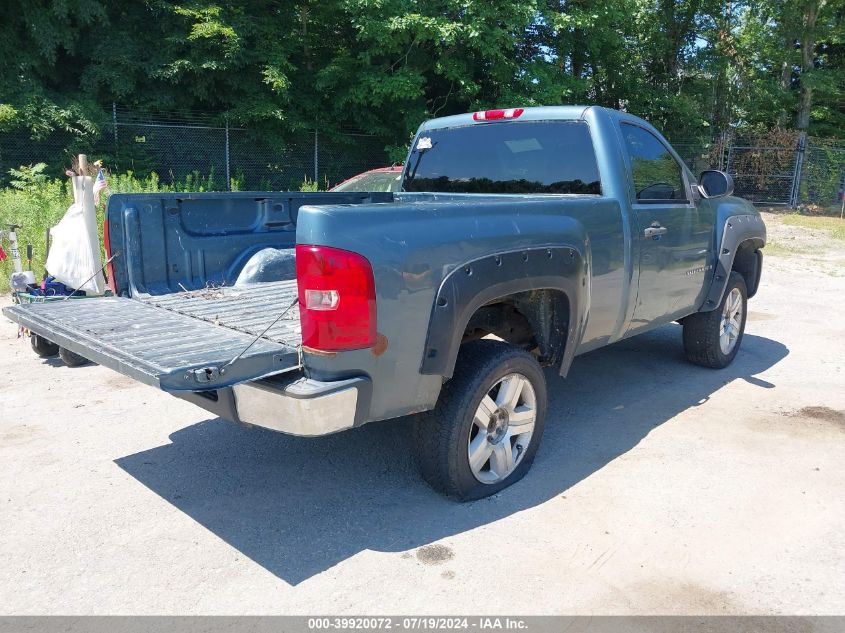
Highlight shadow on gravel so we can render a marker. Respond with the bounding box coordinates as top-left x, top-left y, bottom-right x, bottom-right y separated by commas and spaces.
116, 325, 788, 585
